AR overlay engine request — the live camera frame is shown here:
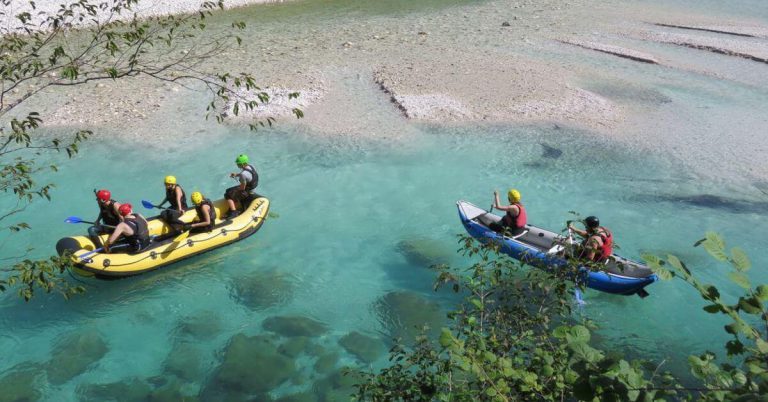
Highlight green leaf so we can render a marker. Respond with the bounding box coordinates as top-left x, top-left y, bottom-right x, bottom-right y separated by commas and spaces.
470, 298, 483, 310
568, 325, 590, 343
553, 326, 569, 339
704, 240, 728, 261
485, 387, 497, 397
438, 328, 454, 348
756, 285, 768, 301
666, 254, 691, 276
706, 231, 726, 250
756, 338, 768, 354
725, 340, 744, 356
569, 342, 603, 364
703, 304, 723, 314
737, 297, 763, 315
728, 272, 751, 290
650, 265, 673, 281
729, 247, 751, 272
